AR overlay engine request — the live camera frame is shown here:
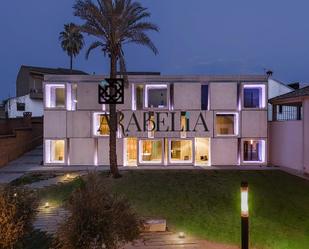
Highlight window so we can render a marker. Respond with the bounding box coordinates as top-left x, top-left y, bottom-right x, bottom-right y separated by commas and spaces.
135, 85, 144, 110
46, 84, 65, 108
139, 140, 162, 163
243, 140, 265, 163
93, 113, 110, 136
16, 103, 25, 111
45, 140, 65, 163
67, 83, 77, 111
145, 85, 168, 108
201, 85, 209, 110
216, 113, 238, 136
170, 140, 192, 163
195, 138, 210, 166
243, 85, 265, 108
124, 138, 137, 166
180, 112, 187, 138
